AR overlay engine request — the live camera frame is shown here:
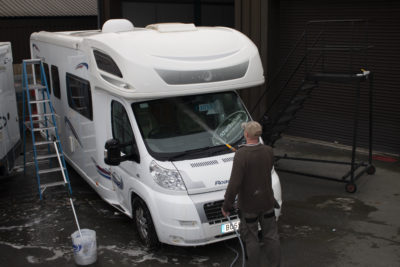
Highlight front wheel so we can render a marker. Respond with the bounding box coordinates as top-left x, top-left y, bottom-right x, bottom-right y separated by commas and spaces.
132, 197, 159, 248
